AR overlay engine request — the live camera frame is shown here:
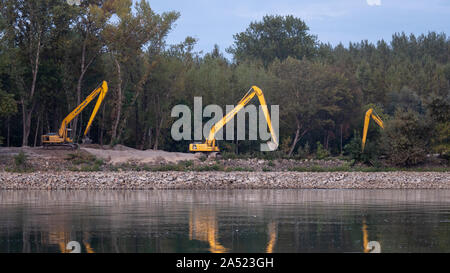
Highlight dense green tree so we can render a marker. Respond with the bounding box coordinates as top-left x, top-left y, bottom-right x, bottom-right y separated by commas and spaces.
381, 109, 433, 166
228, 15, 317, 66
1, 0, 69, 146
